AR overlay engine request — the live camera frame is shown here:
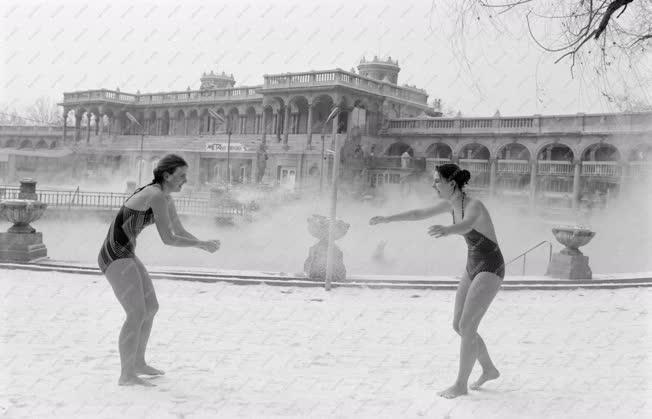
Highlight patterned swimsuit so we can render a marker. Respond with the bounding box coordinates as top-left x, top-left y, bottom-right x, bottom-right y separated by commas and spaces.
98, 206, 155, 273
